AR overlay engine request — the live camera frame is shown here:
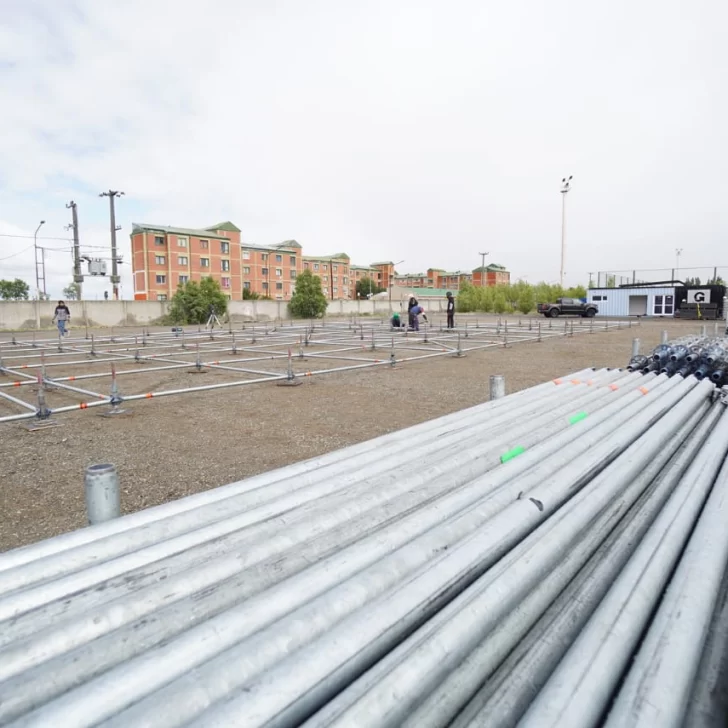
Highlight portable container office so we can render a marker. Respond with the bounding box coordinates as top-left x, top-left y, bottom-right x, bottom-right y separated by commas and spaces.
587, 286, 677, 317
